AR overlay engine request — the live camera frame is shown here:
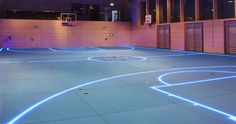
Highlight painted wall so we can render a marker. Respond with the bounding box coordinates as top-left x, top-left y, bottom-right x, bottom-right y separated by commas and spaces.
0, 18, 234, 54
131, 18, 234, 54
0, 19, 131, 48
